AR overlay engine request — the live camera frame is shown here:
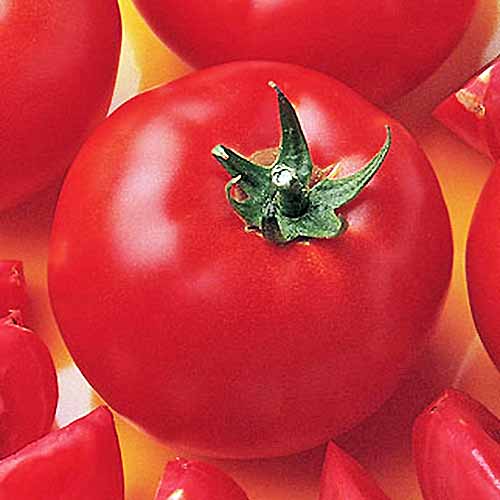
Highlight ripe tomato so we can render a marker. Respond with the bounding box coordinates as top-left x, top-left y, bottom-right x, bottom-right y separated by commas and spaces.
0, 261, 26, 317
0, 0, 121, 211
131, 0, 476, 105
0, 407, 124, 499
319, 442, 389, 500
467, 162, 500, 370
155, 458, 249, 500
49, 62, 452, 458
0, 311, 57, 459
413, 389, 500, 499
433, 57, 500, 159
